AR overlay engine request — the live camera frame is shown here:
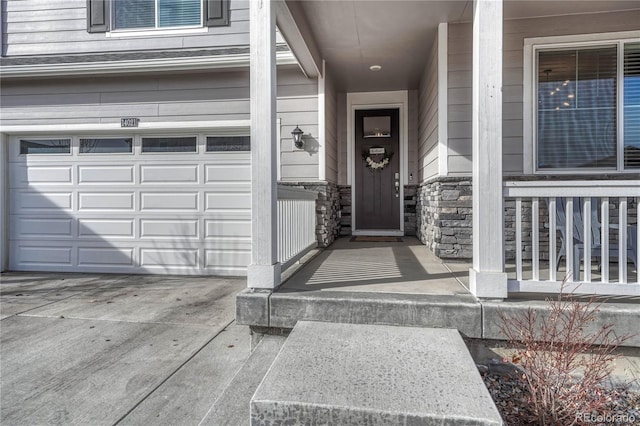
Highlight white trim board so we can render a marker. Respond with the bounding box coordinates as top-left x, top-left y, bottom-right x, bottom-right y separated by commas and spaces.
318, 60, 326, 181
0, 51, 298, 79
0, 120, 250, 135
437, 22, 449, 177
0, 136, 7, 271
346, 90, 409, 235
